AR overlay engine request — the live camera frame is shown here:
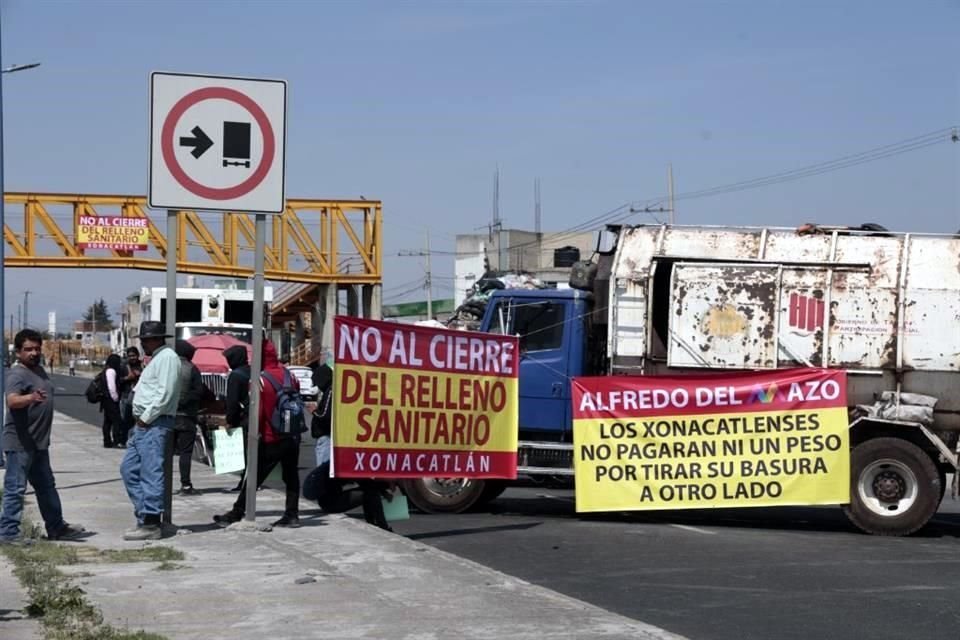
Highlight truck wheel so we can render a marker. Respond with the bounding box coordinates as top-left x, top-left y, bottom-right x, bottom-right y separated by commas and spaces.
477, 481, 508, 506
401, 478, 486, 514
843, 438, 941, 536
